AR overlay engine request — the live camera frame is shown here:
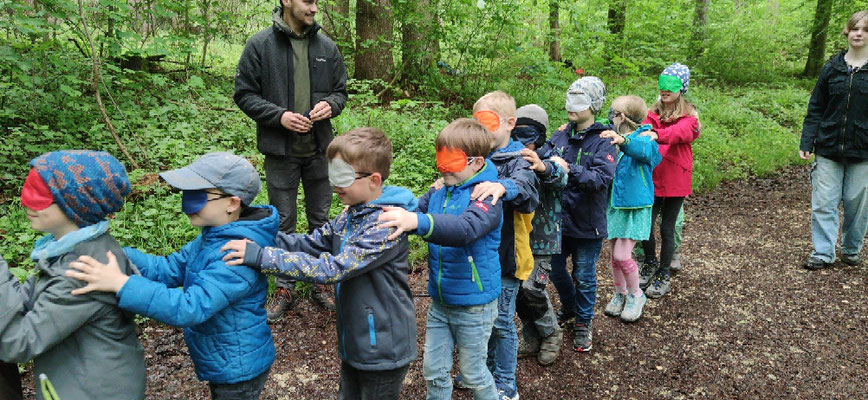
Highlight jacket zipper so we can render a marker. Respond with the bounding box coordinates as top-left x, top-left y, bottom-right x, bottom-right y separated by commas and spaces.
468, 256, 483, 292
436, 189, 453, 304
337, 216, 352, 360
842, 69, 854, 153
